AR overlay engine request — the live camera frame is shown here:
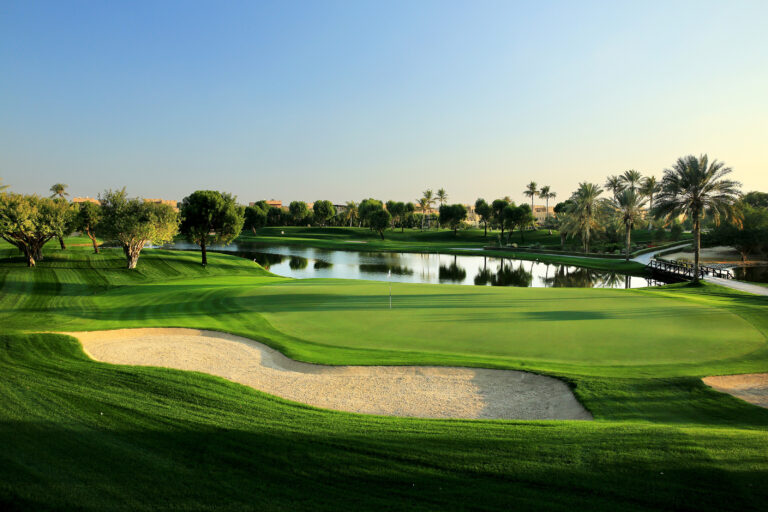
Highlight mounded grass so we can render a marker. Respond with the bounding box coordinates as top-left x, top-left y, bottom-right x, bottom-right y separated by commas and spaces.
1, 243, 767, 510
